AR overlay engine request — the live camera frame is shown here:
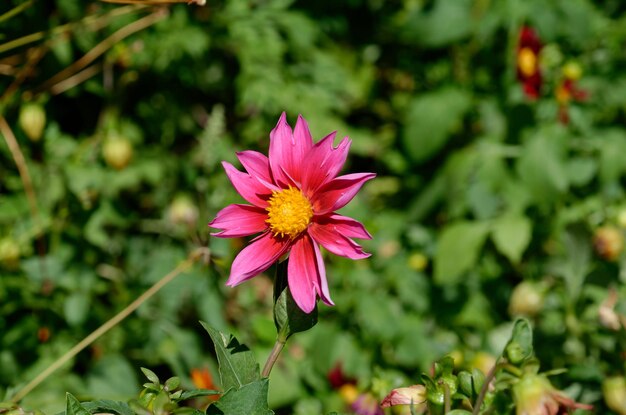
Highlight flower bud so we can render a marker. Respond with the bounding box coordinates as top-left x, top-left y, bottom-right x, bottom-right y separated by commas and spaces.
19, 103, 46, 142
381, 385, 427, 410
168, 195, 199, 227
102, 135, 133, 170
0, 237, 20, 268
562, 61, 583, 81
603, 376, 626, 415
593, 226, 624, 261
509, 281, 544, 317
513, 373, 592, 415
408, 252, 428, 272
